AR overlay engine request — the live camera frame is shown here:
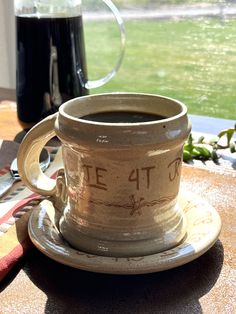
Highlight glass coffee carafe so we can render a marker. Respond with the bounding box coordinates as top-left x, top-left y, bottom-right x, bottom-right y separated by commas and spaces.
14, 0, 125, 129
